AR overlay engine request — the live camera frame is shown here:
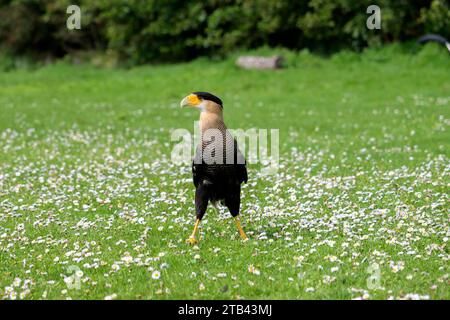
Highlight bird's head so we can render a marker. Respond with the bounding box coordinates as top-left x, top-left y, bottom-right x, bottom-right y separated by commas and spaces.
180, 92, 223, 114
